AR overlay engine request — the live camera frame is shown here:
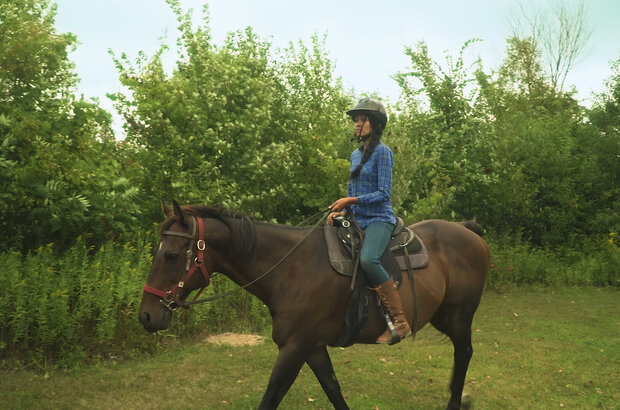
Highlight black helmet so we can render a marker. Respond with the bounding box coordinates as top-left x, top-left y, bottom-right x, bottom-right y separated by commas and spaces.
346, 98, 388, 125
